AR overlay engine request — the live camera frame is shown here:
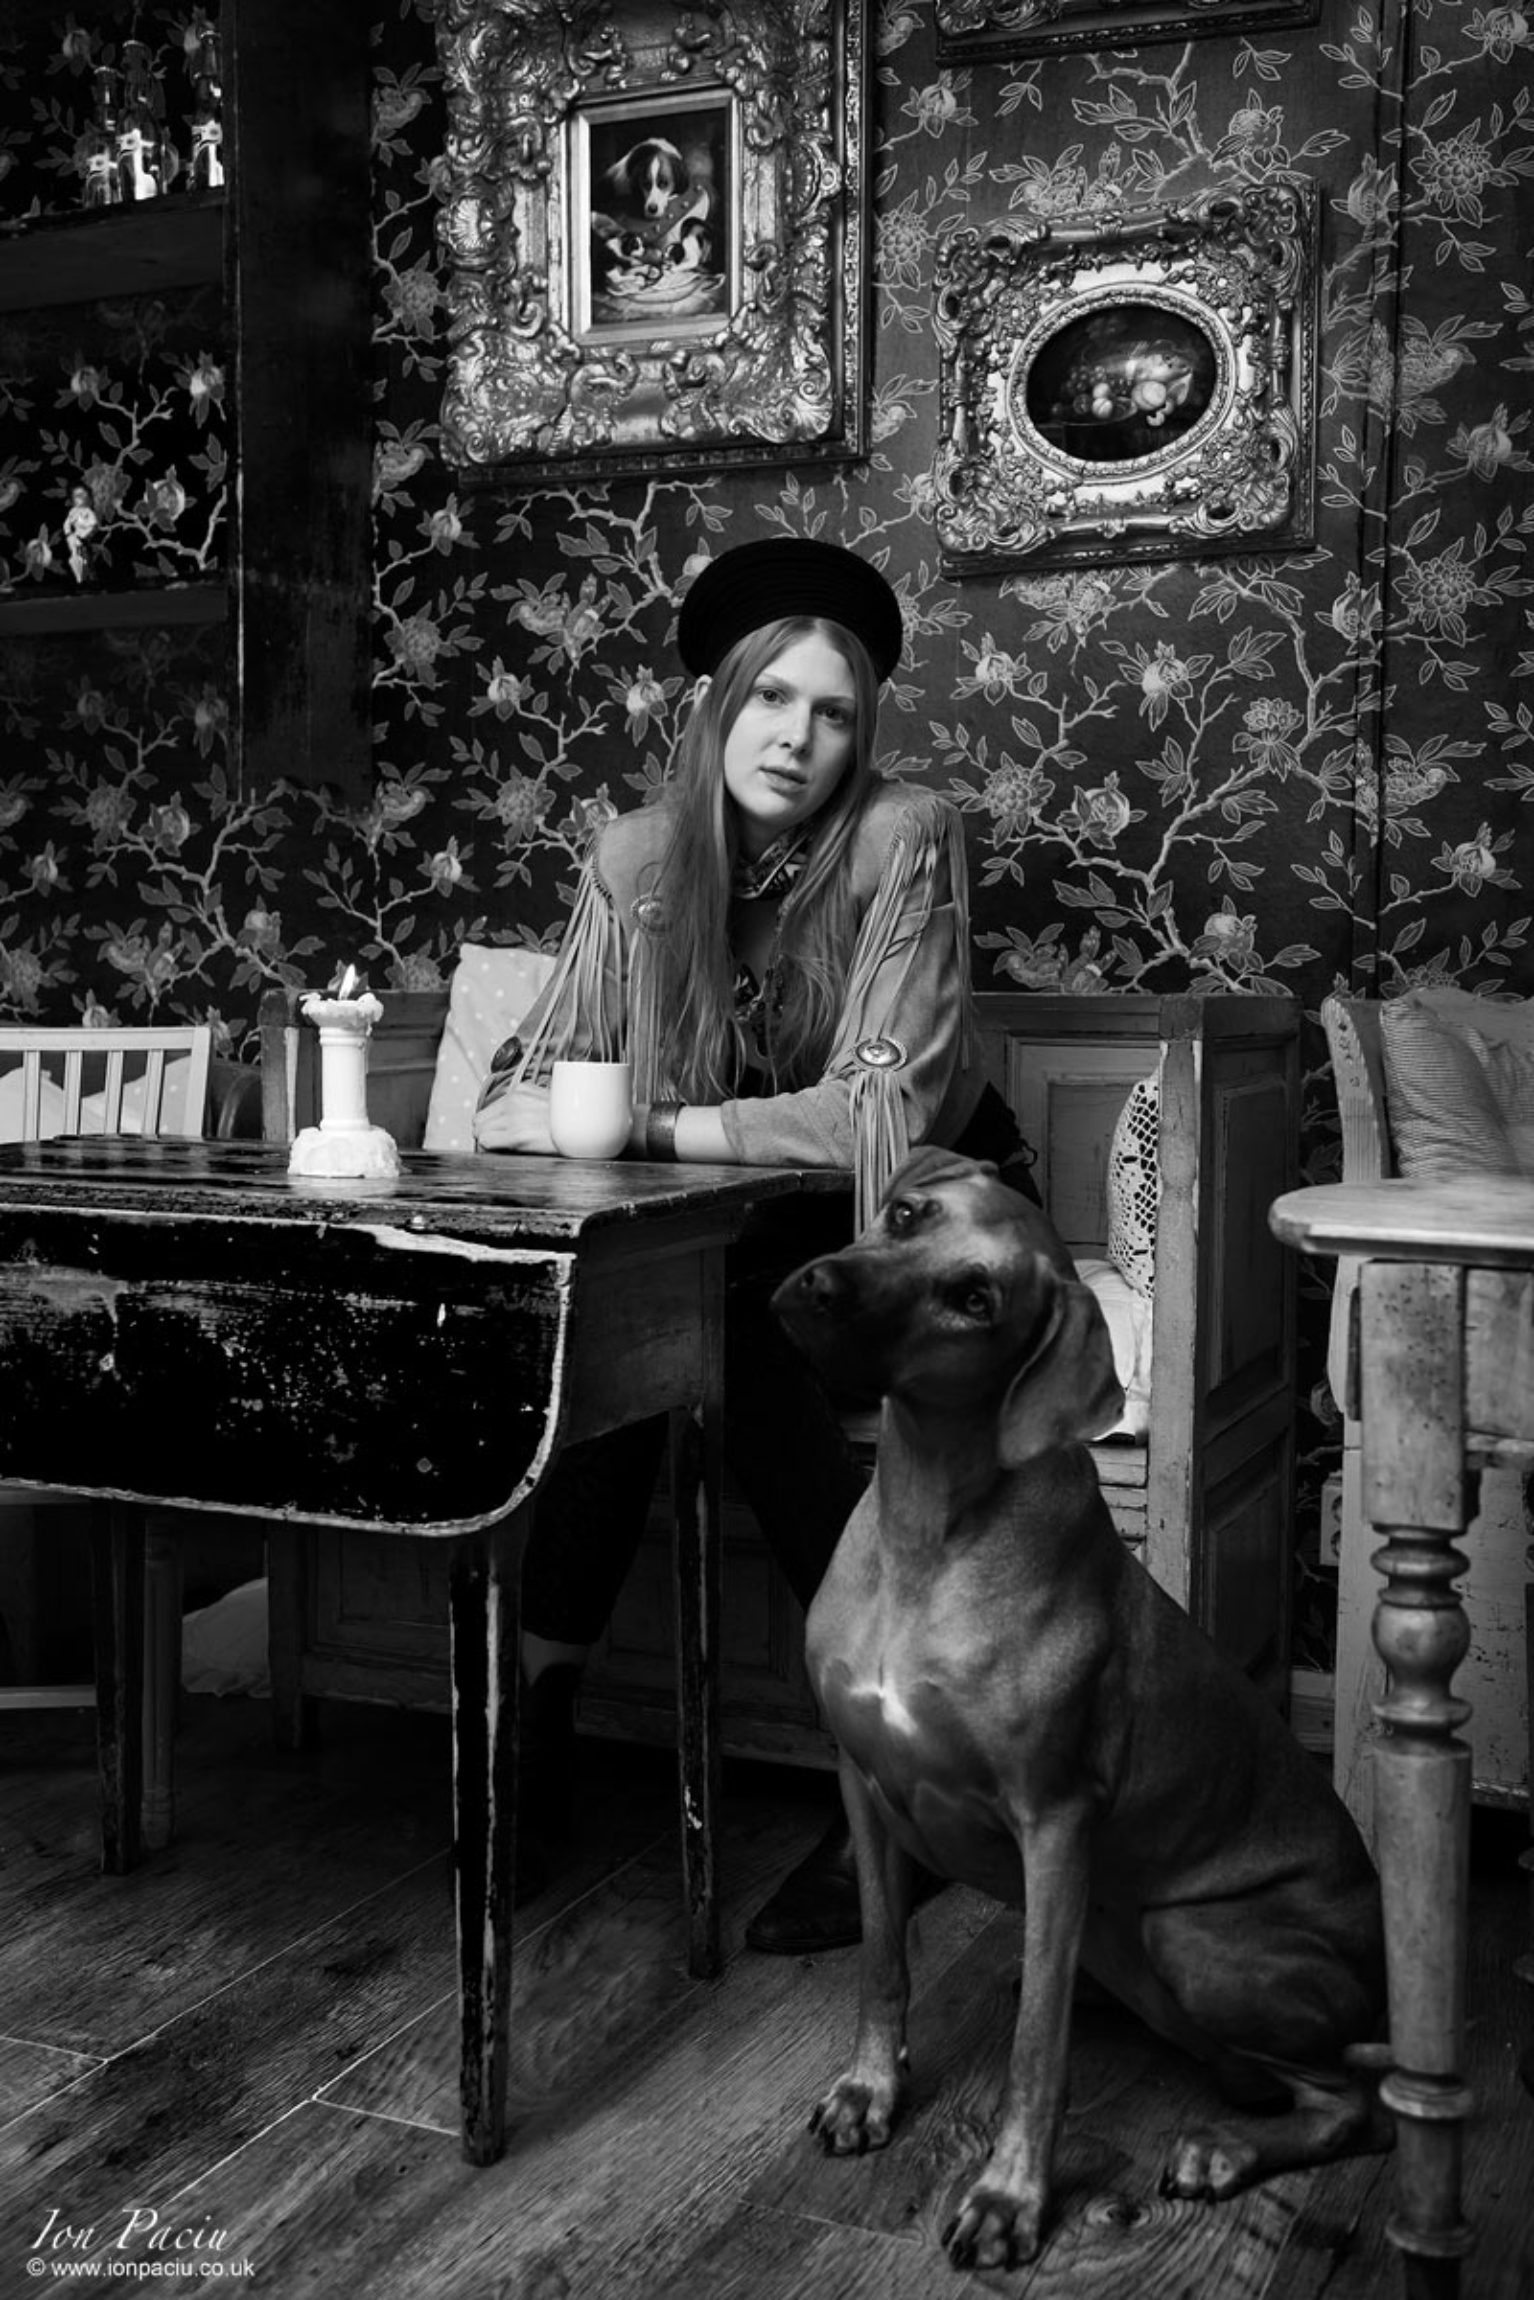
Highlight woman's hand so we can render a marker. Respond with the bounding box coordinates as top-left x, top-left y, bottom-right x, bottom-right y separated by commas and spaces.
473, 1083, 557, 1155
